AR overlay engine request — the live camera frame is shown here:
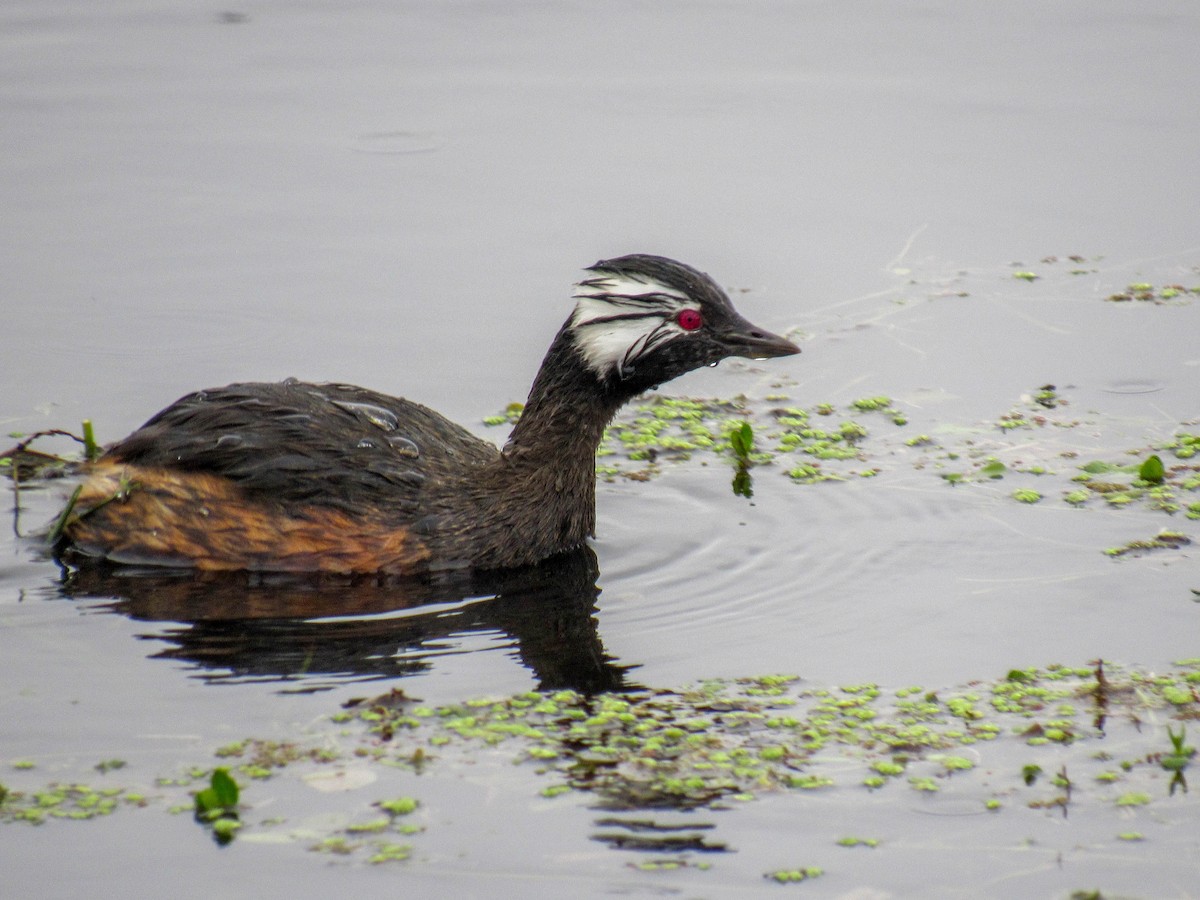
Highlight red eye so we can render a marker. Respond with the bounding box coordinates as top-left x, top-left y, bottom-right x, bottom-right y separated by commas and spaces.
677, 309, 703, 331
